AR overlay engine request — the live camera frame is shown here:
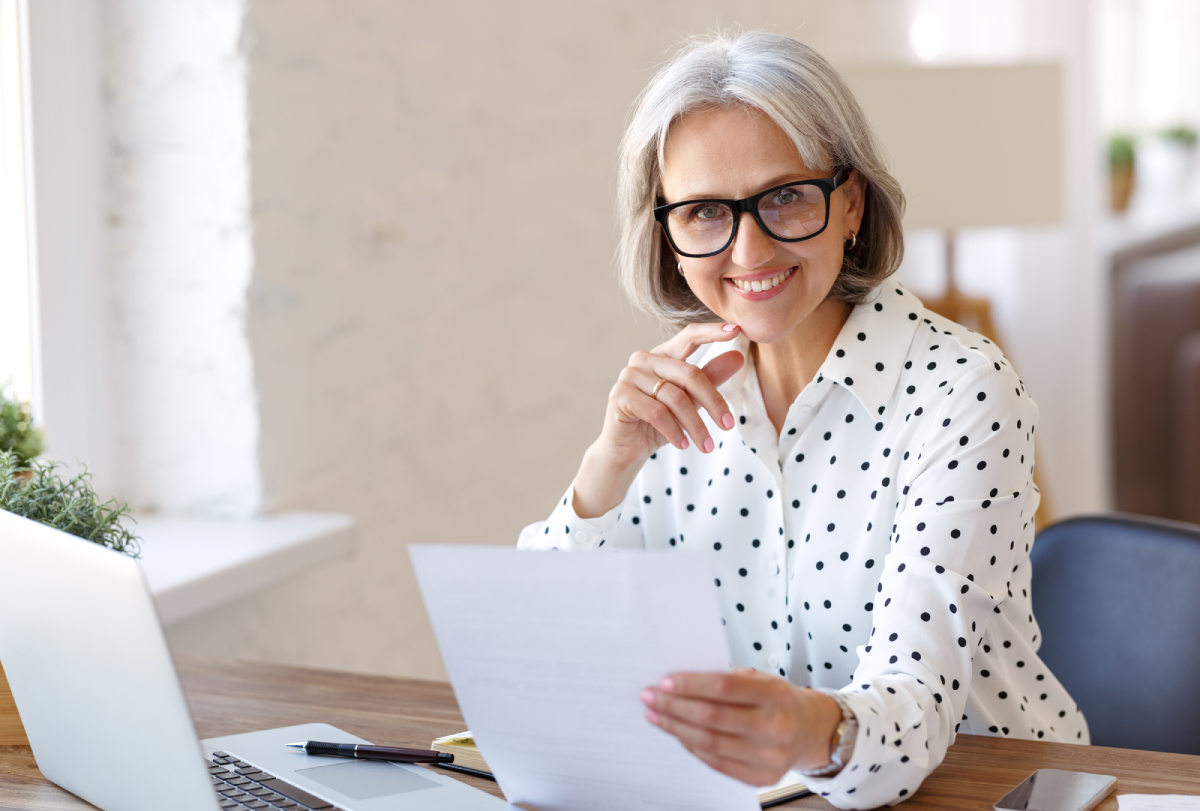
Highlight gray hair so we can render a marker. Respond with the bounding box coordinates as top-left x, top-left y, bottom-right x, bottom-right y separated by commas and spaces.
616, 31, 906, 330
